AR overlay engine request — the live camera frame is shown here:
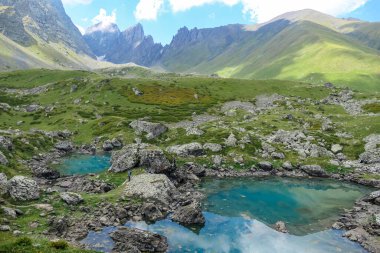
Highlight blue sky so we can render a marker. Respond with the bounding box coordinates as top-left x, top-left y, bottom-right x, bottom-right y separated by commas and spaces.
62, 0, 380, 45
